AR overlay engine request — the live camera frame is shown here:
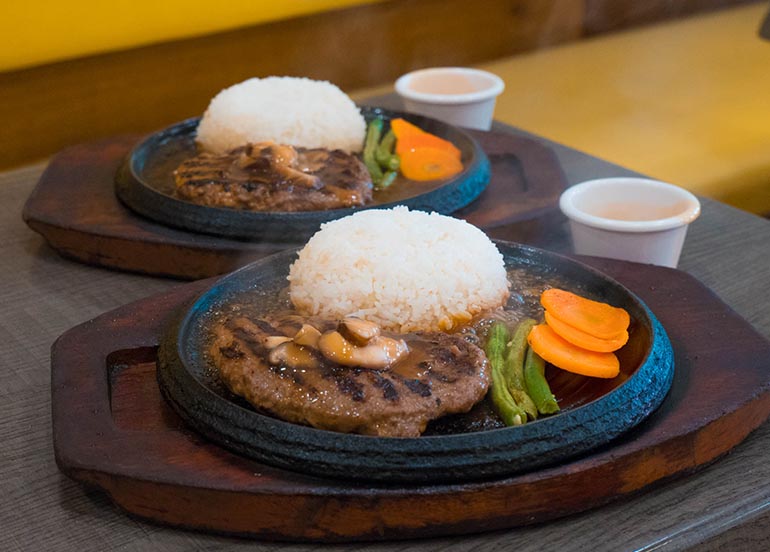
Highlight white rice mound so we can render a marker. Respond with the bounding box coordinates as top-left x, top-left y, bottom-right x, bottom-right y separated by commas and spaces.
196, 77, 366, 154
288, 207, 510, 332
